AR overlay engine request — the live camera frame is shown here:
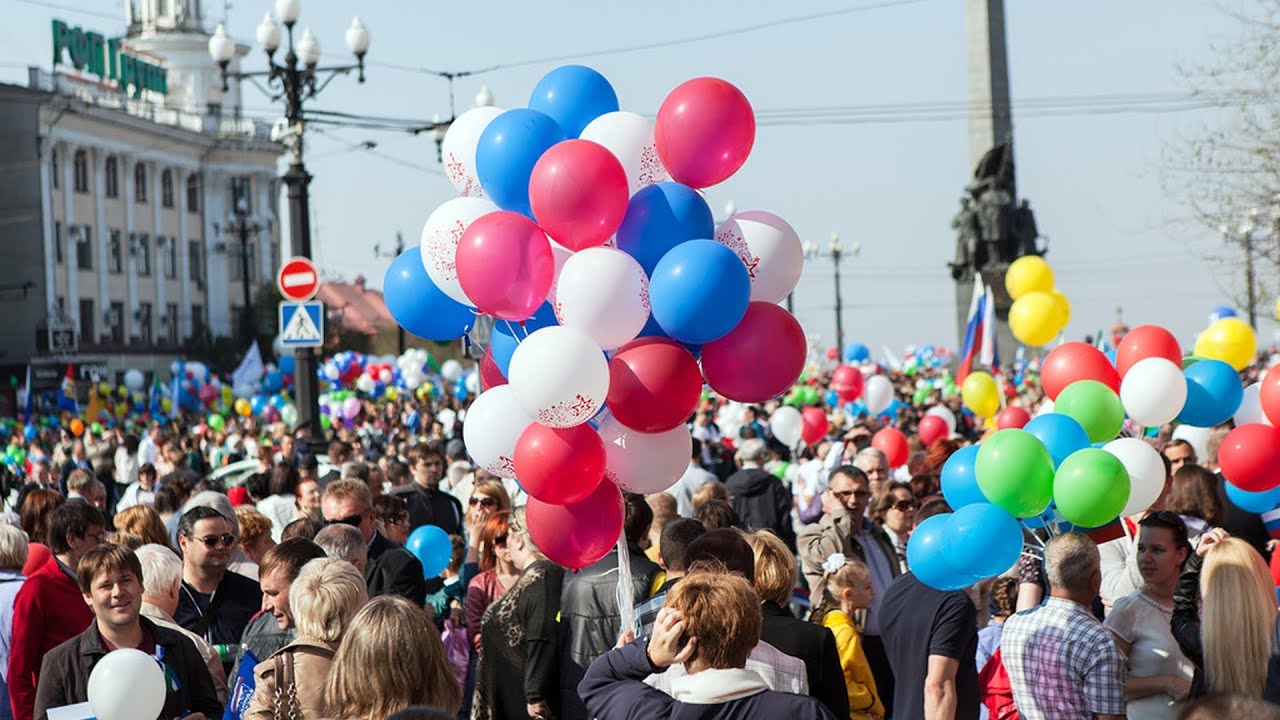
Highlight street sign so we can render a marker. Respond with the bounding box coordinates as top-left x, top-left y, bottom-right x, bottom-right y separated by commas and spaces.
279, 301, 324, 348
277, 256, 320, 302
